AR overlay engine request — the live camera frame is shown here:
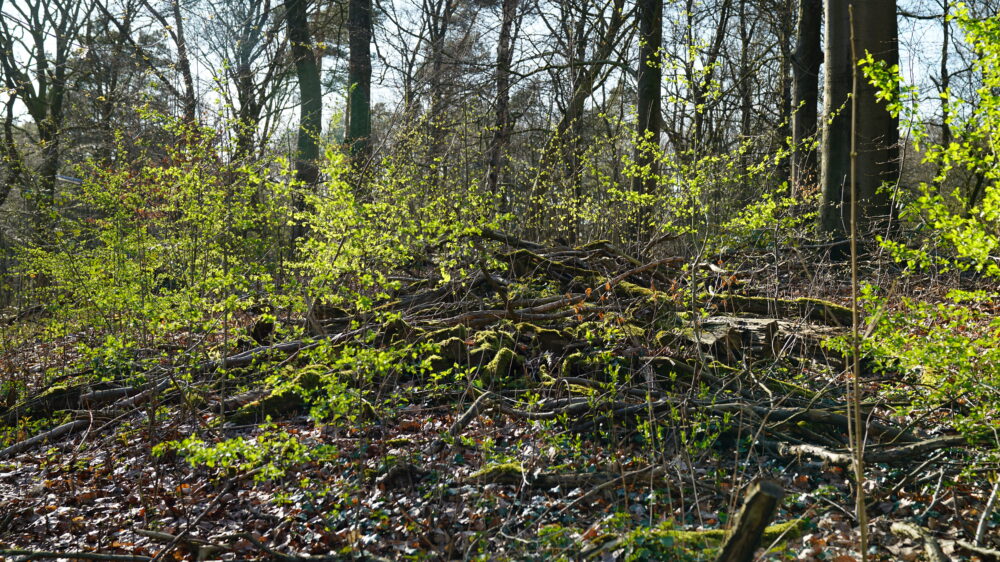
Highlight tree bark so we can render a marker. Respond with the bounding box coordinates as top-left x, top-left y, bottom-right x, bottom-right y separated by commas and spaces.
791, 0, 821, 196
170, 0, 197, 124
632, 0, 662, 244
715, 480, 785, 562
286, 0, 322, 186
819, 0, 898, 239
425, 0, 457, 158
487, 0, 520, 196
345, 0, 373, 159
